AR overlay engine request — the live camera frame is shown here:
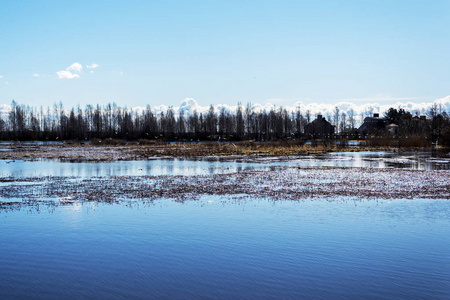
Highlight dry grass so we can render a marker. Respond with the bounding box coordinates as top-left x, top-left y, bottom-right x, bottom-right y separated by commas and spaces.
366, 136, 431, 148
129, 141, 399, 158
134, 142, 318, 158
0, 140, 435, 161
398, 136, 431, 148
366, 137, 398, 147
